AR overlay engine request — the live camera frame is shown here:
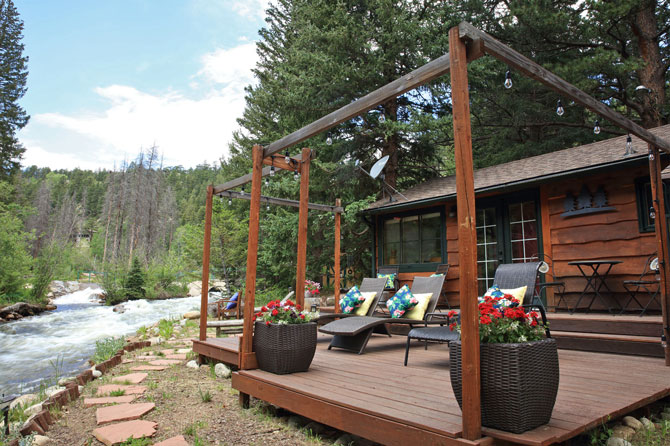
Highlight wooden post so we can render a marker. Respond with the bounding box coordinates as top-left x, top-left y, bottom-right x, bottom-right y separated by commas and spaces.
334, 198, 342, 313
199, 185, 214, 341
449, 26, 482, 439
649, 144, 670, 365
240, 145, 264, 370
295, 147, 311, 308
